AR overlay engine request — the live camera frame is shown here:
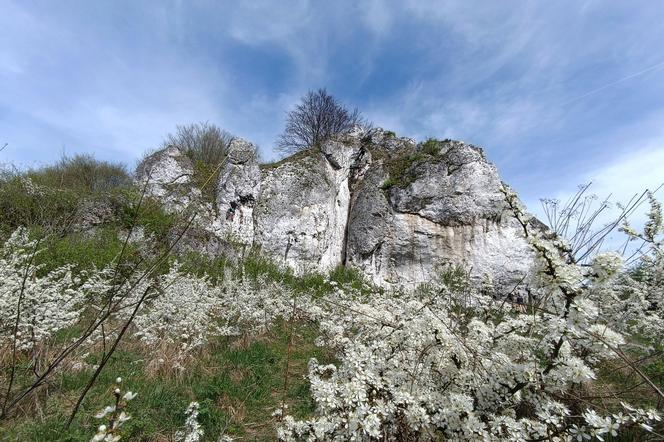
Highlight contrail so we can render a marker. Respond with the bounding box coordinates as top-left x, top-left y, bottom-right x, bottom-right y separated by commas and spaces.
562, 59, 664, 106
